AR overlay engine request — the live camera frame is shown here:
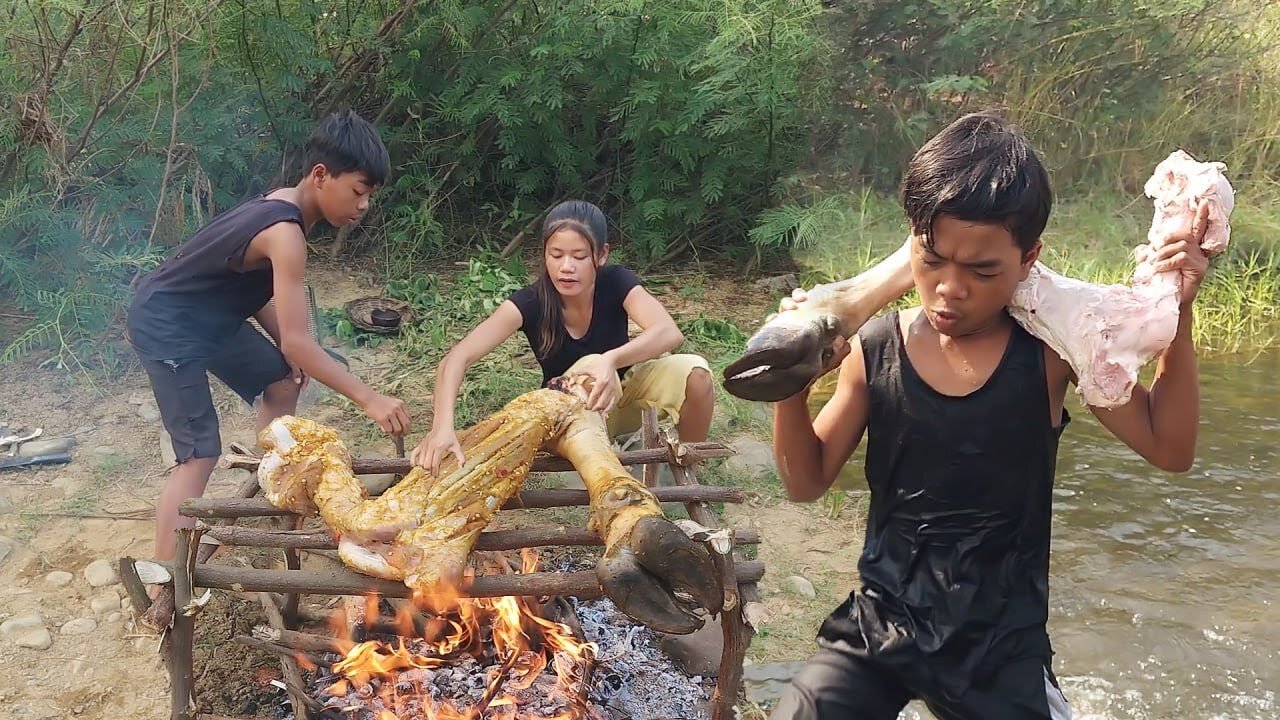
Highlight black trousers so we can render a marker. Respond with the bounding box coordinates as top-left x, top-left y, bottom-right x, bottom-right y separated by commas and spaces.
769, 646, 1072, 720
